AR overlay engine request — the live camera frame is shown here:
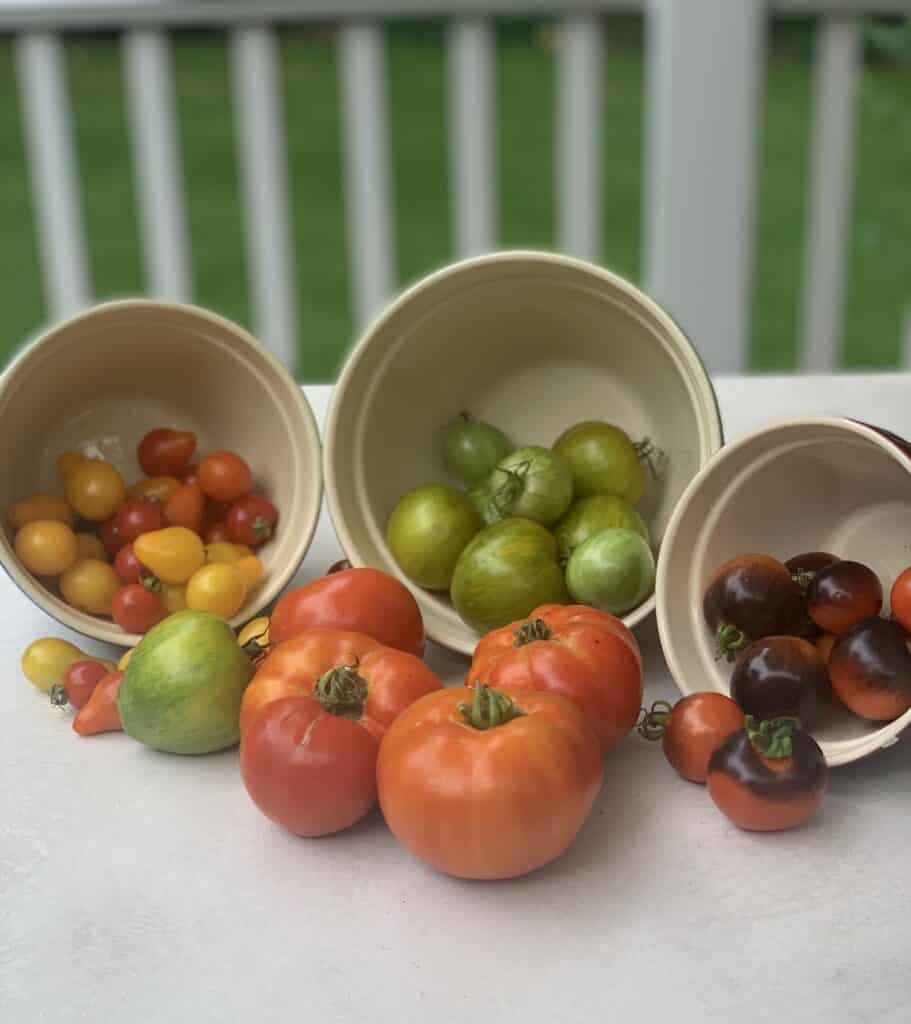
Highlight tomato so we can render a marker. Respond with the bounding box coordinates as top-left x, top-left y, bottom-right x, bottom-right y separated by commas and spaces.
235, 556, 264, 595
469, 446, 573, 527
56, 451, 87, 481
160, 582, 187, 614
565, 528, 655, 615
891, 566, 911, 633
226, 494, 278, 548
60, 558, 121, 615
114, 497, 164, 544
730, 636, 831, 729
377, 684, 603, 879
74, 532, 107, 561
127, 476, 181, 504
386, 483, 480, 589
828, 617, 911, 721
112, 583, 166, 633
134, 527, 205, 584
99, 516, 126, 557
327, 558, 351, 574
138, 428, 197, 477
186, 563, 246, 619
14, 520, 77, 575
806, 560, 882, 634
204, 521, 231, 544
72, 670, 124, 735
114, 542, 148, 584
197, 451, 252, 504
65, 459, 126, 521
707, 716, 828, 831
554, 495, 649, 565
9, 493, 74, 530
50, 659, 109, 709
442, 415, 512, 484
239, 626, 442, 735
181, 464, 200, 486
21, 637, 112, 693
450, 519, 569, 634
163, 483, 205, 533
204, 542, 251, 564
553, 420, 646, 504
639, 693, 745, 783
270, 568, 425, 657
467, 603, 642, 754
